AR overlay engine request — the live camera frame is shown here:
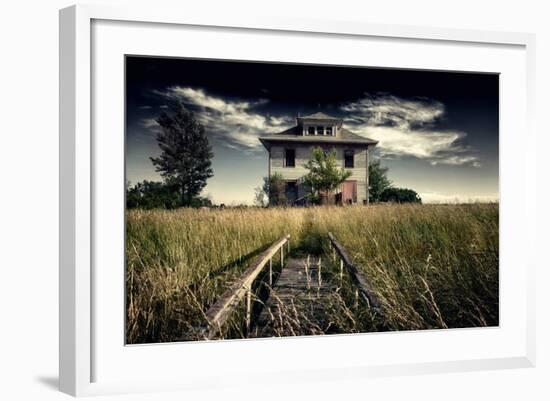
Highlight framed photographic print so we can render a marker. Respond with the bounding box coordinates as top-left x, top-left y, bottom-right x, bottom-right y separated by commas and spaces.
59, 4, 536, 397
